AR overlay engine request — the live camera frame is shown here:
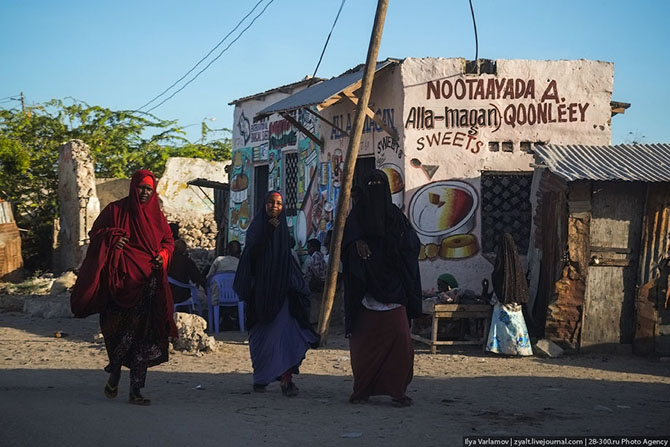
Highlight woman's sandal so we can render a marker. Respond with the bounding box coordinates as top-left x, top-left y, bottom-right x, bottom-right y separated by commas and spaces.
103, 381, 118, 399
280, 382, 299, 397
128, 390, 151, 406
252, 384, 267, 393
349, 396, 370, 404
391, 396, 413, 408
